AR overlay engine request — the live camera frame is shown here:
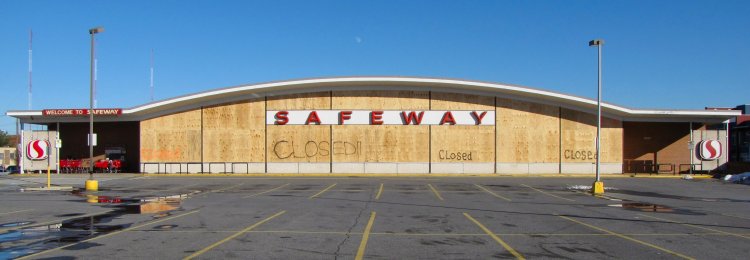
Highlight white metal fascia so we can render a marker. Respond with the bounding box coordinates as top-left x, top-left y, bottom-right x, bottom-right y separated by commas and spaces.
6, 111, 42, 117
7, 76, 742, 120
